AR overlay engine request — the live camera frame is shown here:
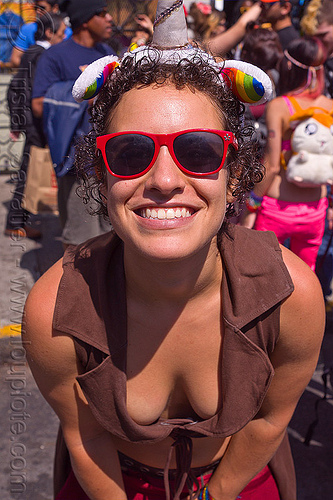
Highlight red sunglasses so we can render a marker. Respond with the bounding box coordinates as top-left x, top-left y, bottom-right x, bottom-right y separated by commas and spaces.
96, 129, 238, 179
